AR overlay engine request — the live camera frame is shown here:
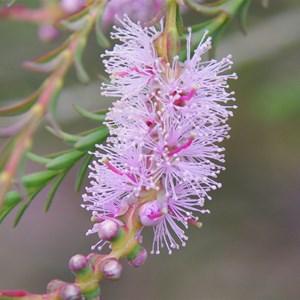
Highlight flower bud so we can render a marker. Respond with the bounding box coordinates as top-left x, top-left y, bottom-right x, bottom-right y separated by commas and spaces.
98, 220, 119, 241
47, 279, 66, 293
138, 200, 165, 226
38, 25, 59, 43
102, 258, 123, 280
69, 254, 88, 273
60, 284, 82, 300
127, 247, 147, 267
60, 0, 84, 14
